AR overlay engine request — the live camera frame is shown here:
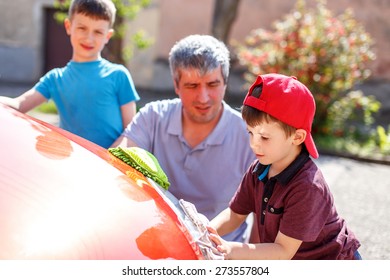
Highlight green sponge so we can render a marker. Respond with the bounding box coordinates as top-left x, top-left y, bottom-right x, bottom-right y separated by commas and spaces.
108, 147, 170, 190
